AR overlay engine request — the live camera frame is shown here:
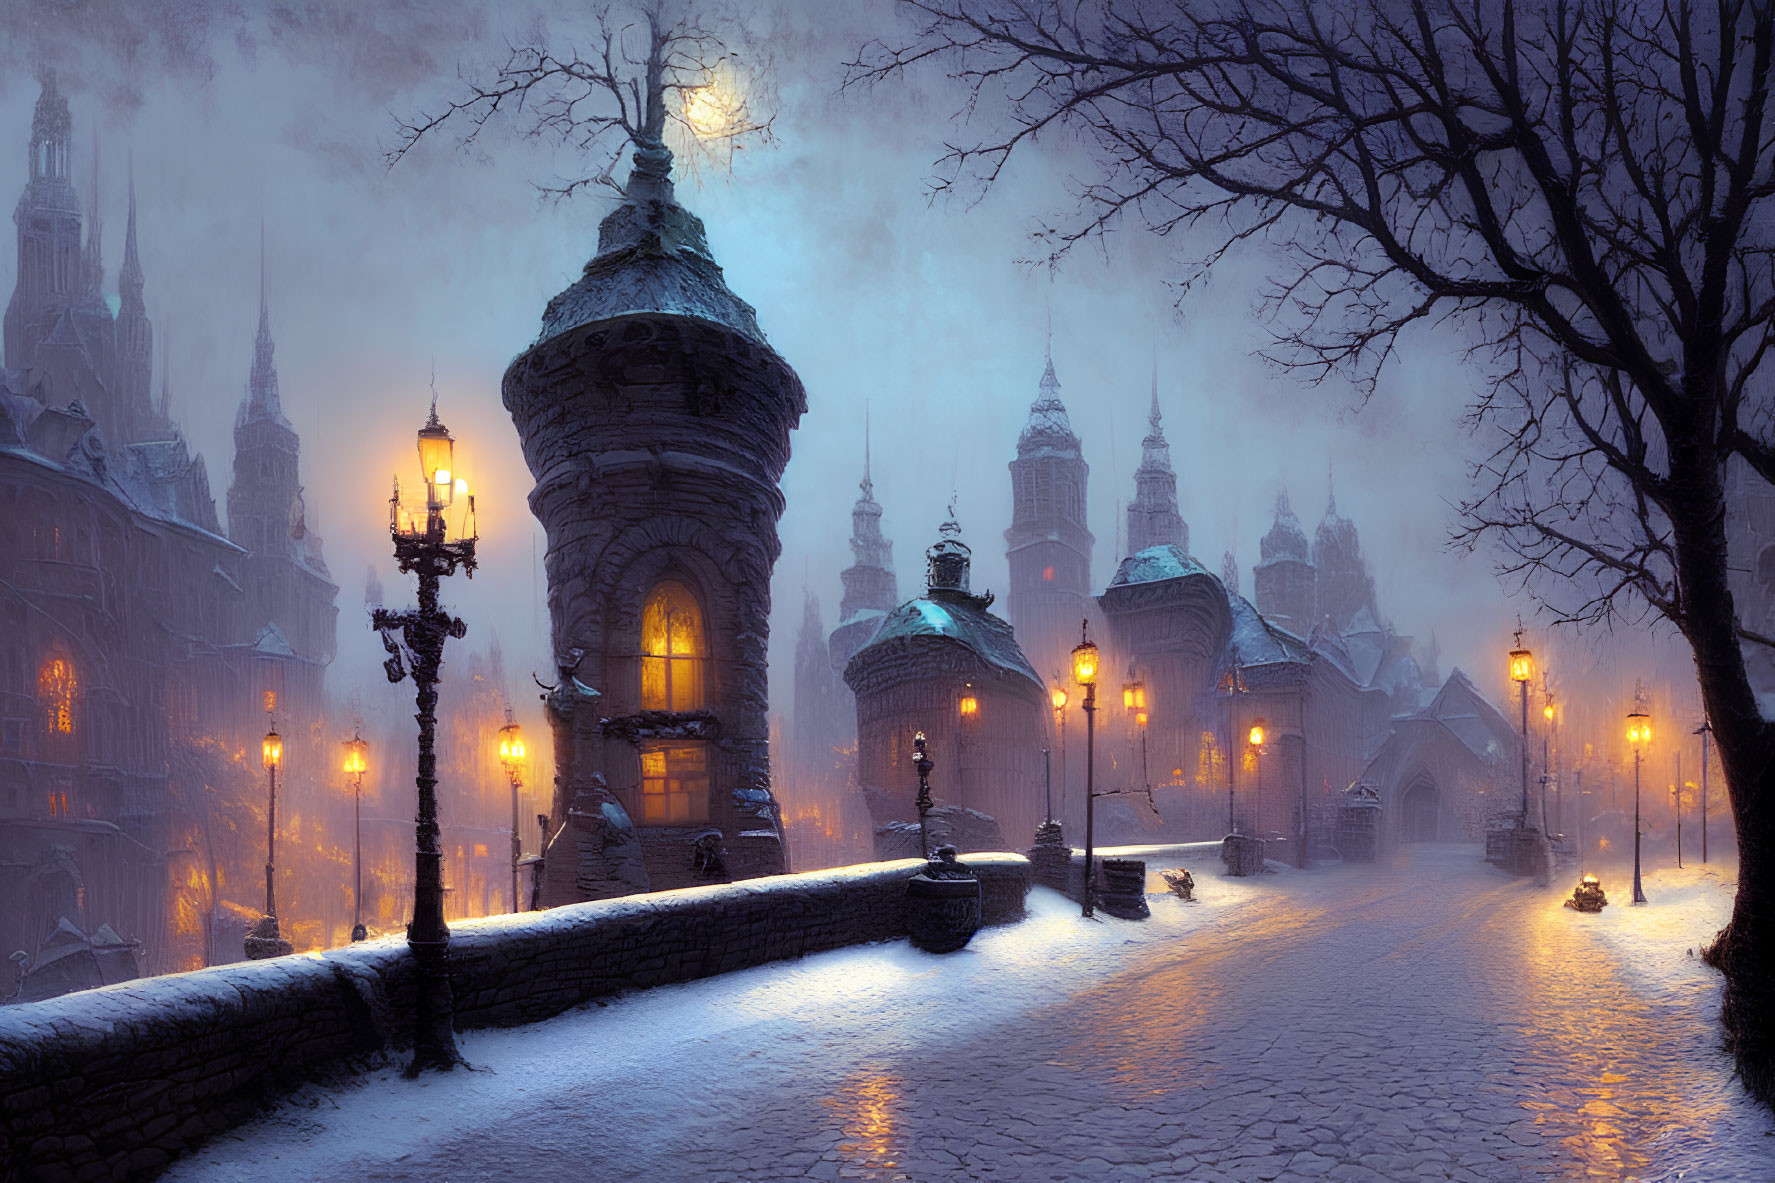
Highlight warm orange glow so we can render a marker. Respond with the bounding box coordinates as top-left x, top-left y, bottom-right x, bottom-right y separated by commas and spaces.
262, 730, 283, 769
640, 742, 710, 824
1050, 685, 1068, 710
1509, 647, 1534, 683
1071, 637, 1099, 687
1042, 565, 1055, 582
1122, 682, 1146, 711
1626, 710, 1652, 747
37, 655, 75, 734
1248, 722, 1266, 747
498, 718, 526, 764
418, 412, 455, 507
1543, 703, 1556, 721
958, 694, 979, 718
1136, 710, 1148, 728
262, 689, 277, 714
342, 733, 368, 776
642, 581, 705, 710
